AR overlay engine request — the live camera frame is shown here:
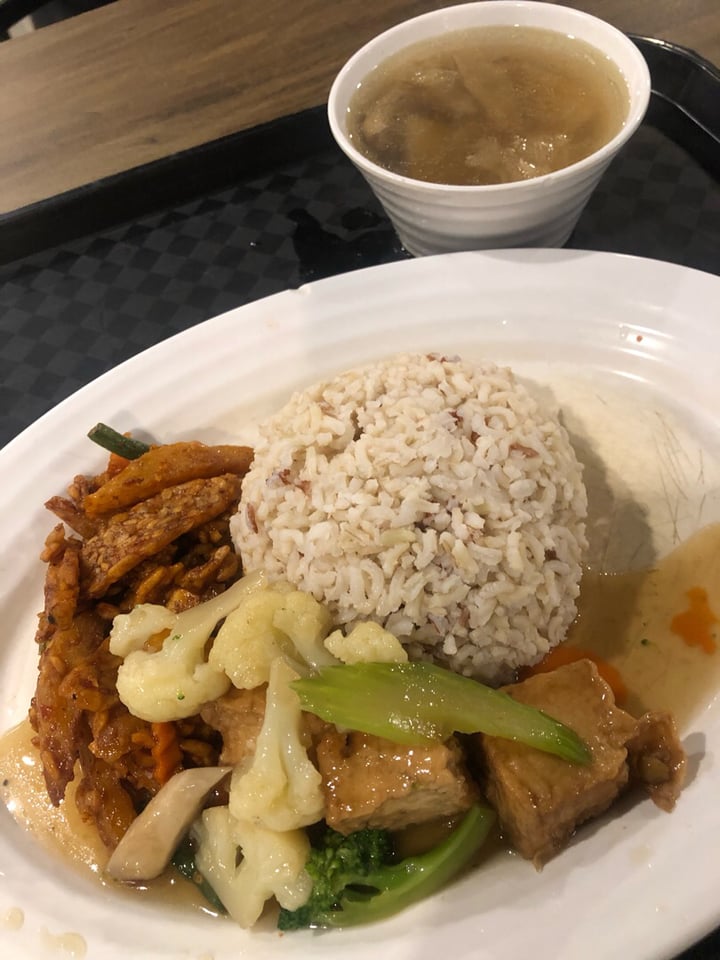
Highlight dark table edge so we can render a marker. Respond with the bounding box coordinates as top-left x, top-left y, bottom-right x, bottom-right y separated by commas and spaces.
631, 35, 720, 180
0, 107, 335, 267
0, 34, 717, 267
